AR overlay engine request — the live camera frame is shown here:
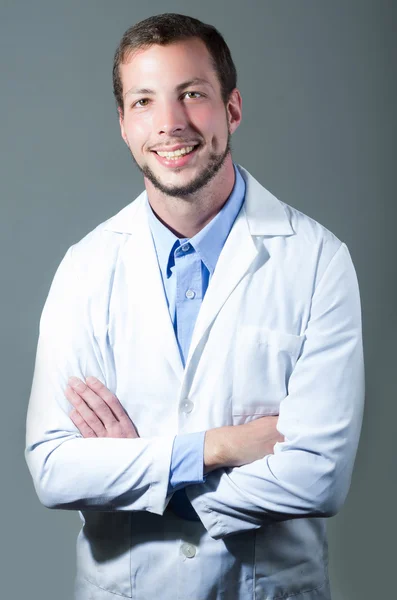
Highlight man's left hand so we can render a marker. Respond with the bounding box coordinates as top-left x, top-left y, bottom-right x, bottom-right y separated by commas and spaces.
65, 376, 139, 439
